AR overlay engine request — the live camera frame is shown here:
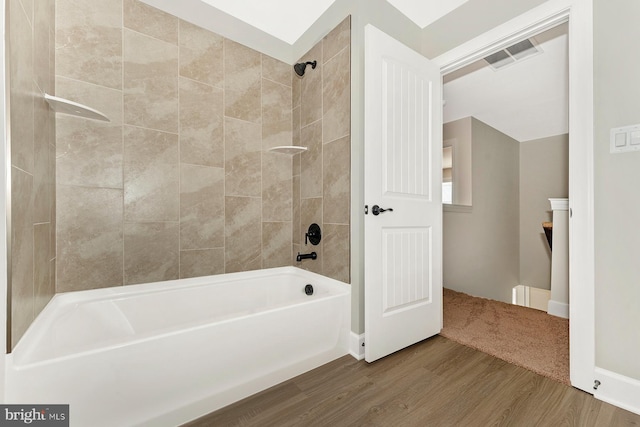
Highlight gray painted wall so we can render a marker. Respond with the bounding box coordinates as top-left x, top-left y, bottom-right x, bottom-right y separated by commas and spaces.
594, 0, 640, 381
444, 118, 520, 303
519, 134, 568, 290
